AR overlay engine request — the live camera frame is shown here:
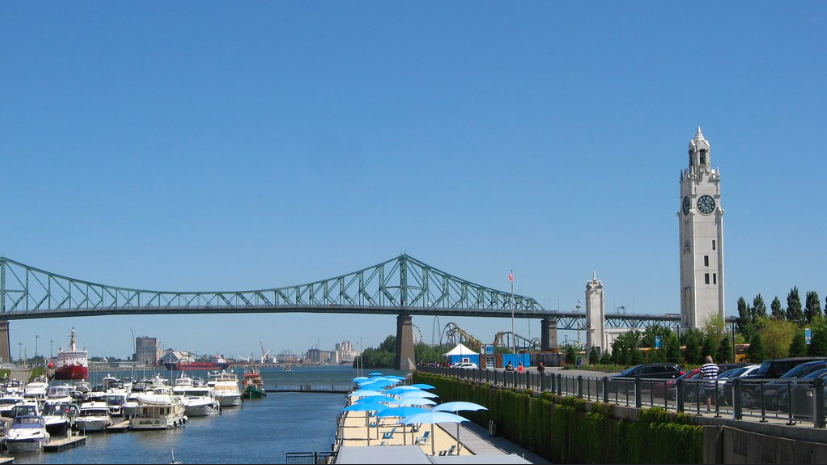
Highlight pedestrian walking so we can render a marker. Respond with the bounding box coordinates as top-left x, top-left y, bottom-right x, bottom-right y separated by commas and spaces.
701, 355, 719, 411
537, 362, 545, 374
